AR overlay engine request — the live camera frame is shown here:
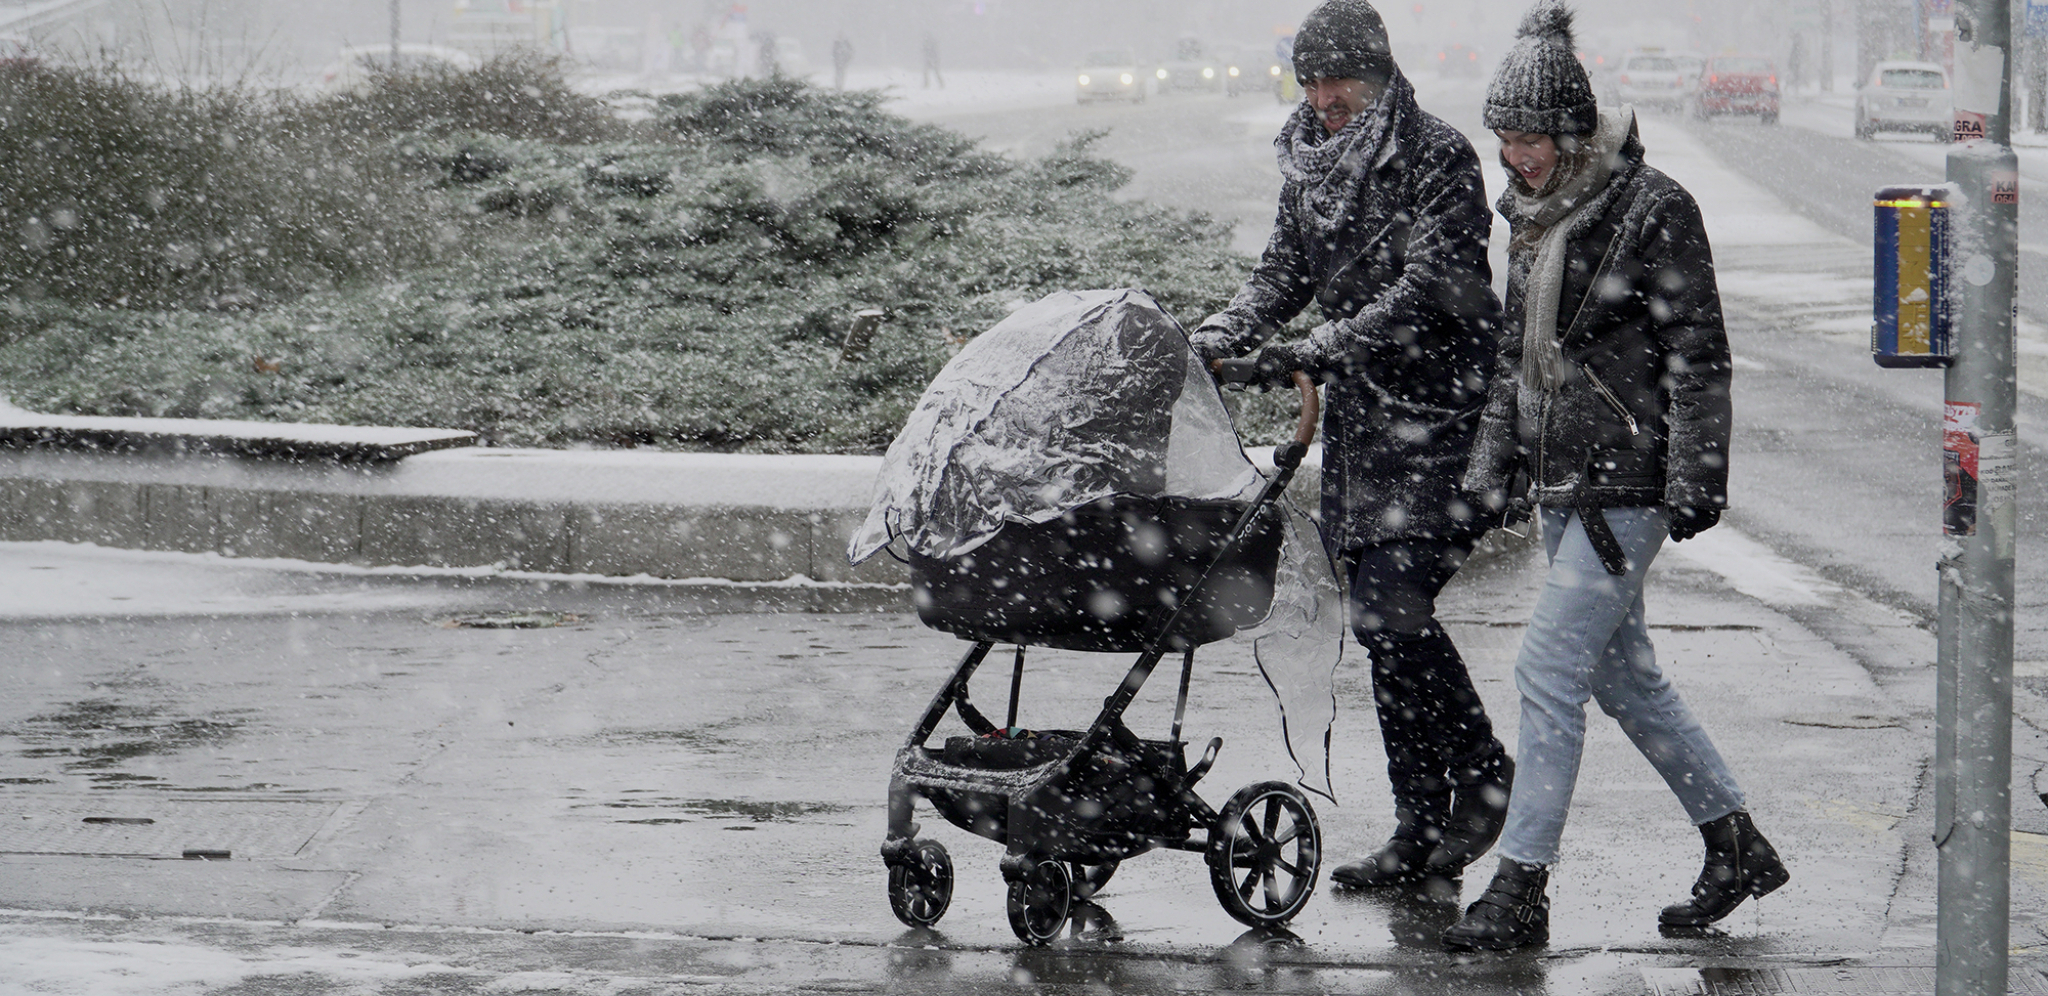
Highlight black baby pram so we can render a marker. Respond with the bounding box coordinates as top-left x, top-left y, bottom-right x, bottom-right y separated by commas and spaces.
848, 290, 1343, 945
